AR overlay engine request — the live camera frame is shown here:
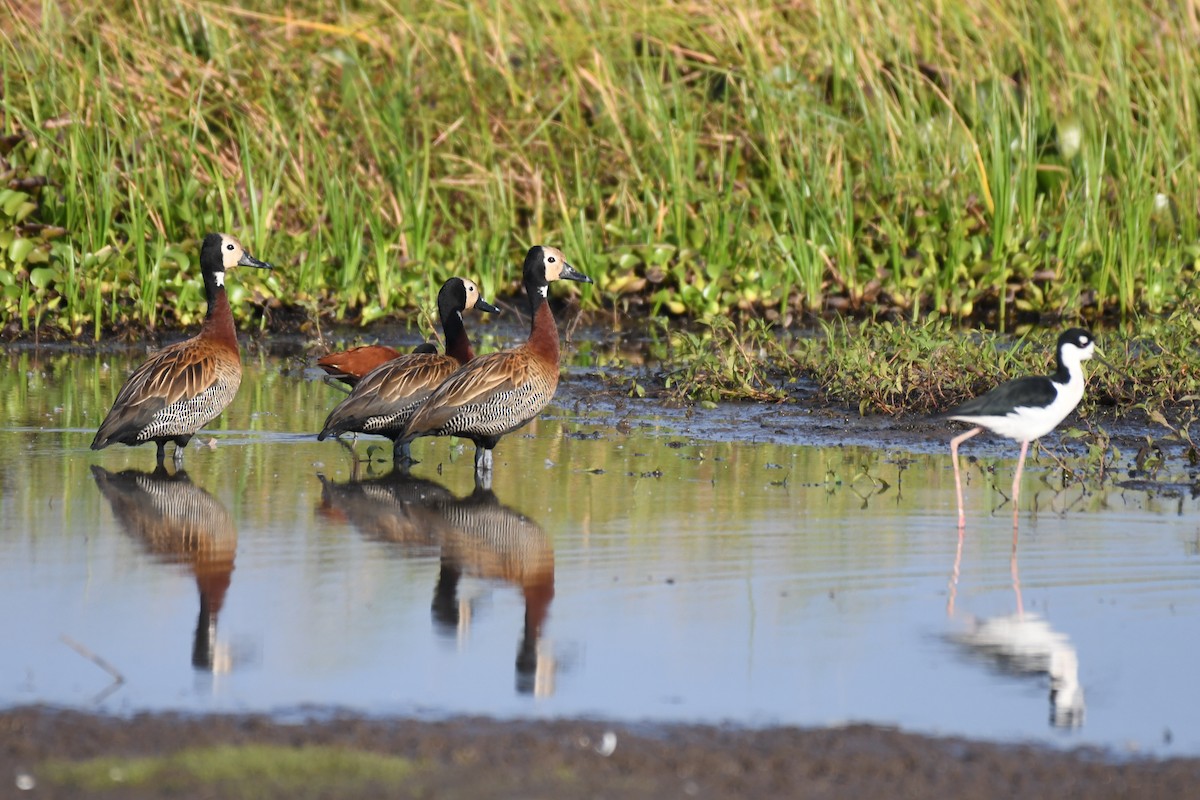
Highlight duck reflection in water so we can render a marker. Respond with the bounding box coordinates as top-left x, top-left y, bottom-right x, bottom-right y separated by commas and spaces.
91, 466, 236, 673
316, 470, 450, 558
317, 470, 556, 696
946, 531, 1084, 728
